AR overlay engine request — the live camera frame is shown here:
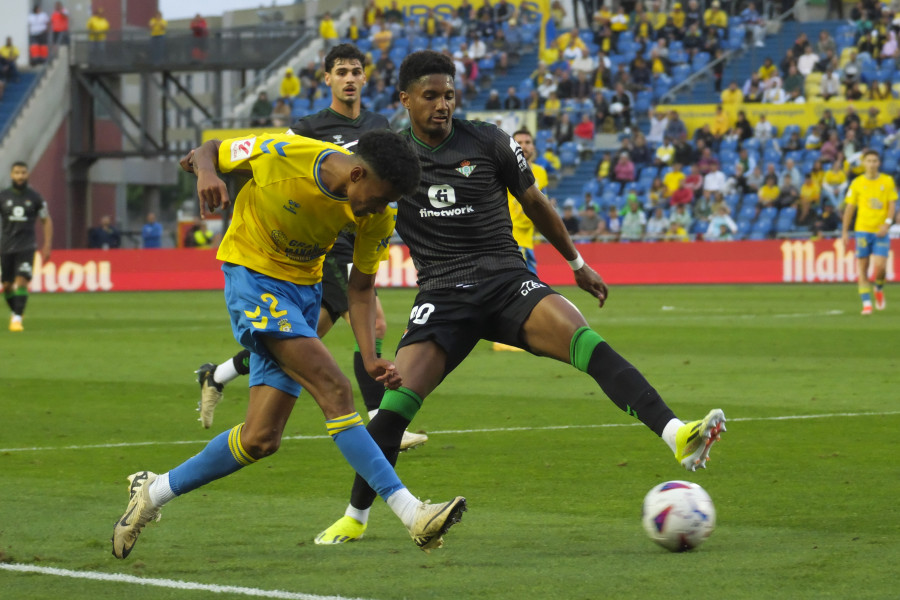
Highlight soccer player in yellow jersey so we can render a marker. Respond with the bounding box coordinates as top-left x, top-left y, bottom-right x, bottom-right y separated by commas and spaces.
111, 130, 467, 559
841, 150, 898, 315
507, 128, 548, 275
494, 128, 548, 352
